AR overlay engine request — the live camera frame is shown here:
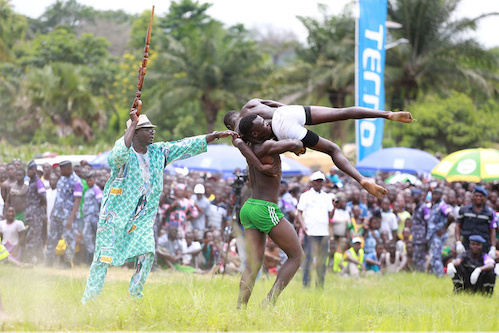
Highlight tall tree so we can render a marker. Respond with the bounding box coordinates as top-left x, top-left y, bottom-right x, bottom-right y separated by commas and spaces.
17, 63, 103, 142
384, 91, 497, 154
0, 0, 27, 61
145, 0, 269, 133
386, 0, 498, 109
